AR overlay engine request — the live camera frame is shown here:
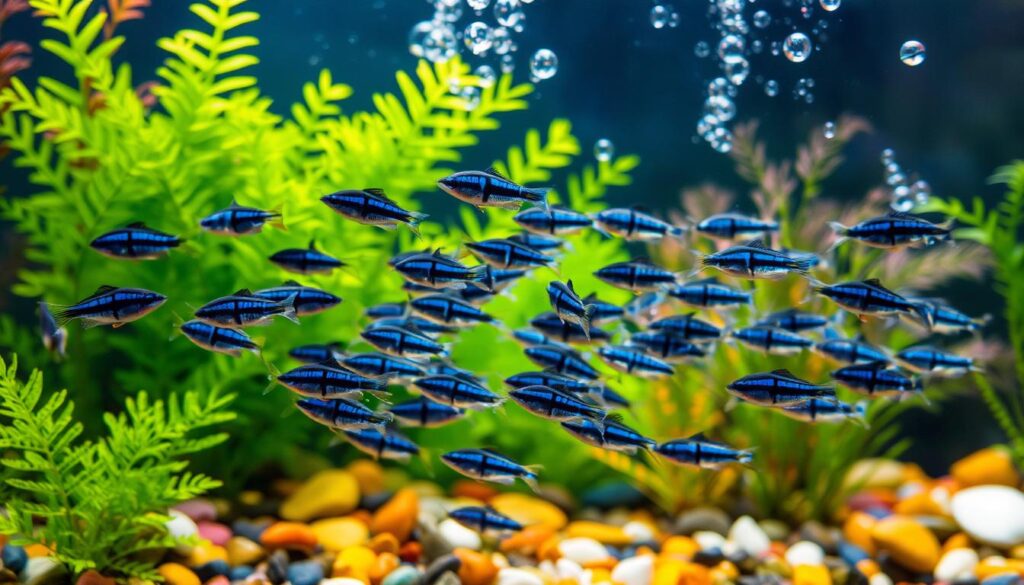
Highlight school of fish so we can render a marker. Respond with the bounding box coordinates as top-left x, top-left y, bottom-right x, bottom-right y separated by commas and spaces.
40, 166, 986, 530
